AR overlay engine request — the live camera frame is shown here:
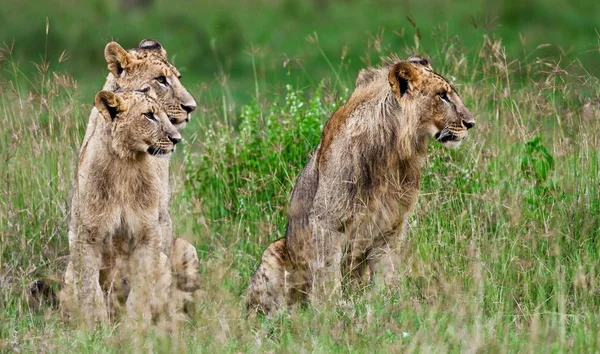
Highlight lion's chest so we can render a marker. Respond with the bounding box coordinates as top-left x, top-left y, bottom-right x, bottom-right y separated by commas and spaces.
79, 159, 160, 244
346, 191, 406, 233
313, 160, 421, 244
